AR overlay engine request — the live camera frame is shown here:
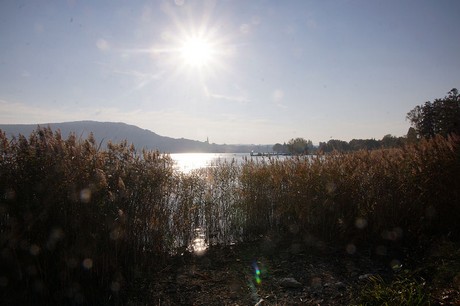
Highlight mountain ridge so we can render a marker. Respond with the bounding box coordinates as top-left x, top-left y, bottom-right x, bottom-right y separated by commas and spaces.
0, 120, 270, 153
